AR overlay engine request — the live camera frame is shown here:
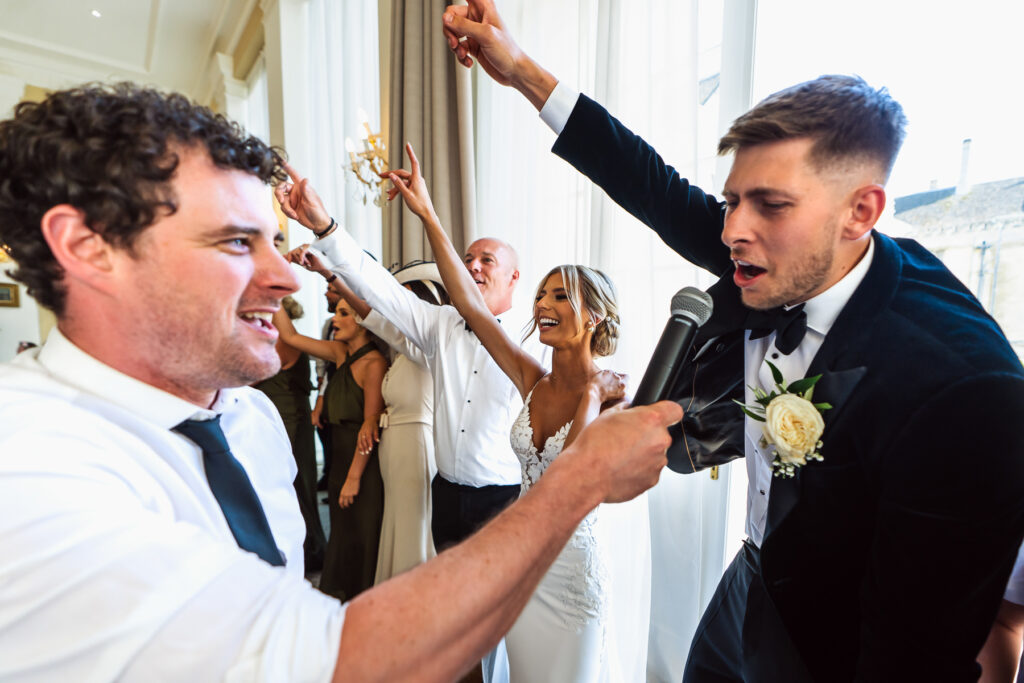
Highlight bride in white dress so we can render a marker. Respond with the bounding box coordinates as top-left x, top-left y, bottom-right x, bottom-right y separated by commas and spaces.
385, 144, 629, 682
